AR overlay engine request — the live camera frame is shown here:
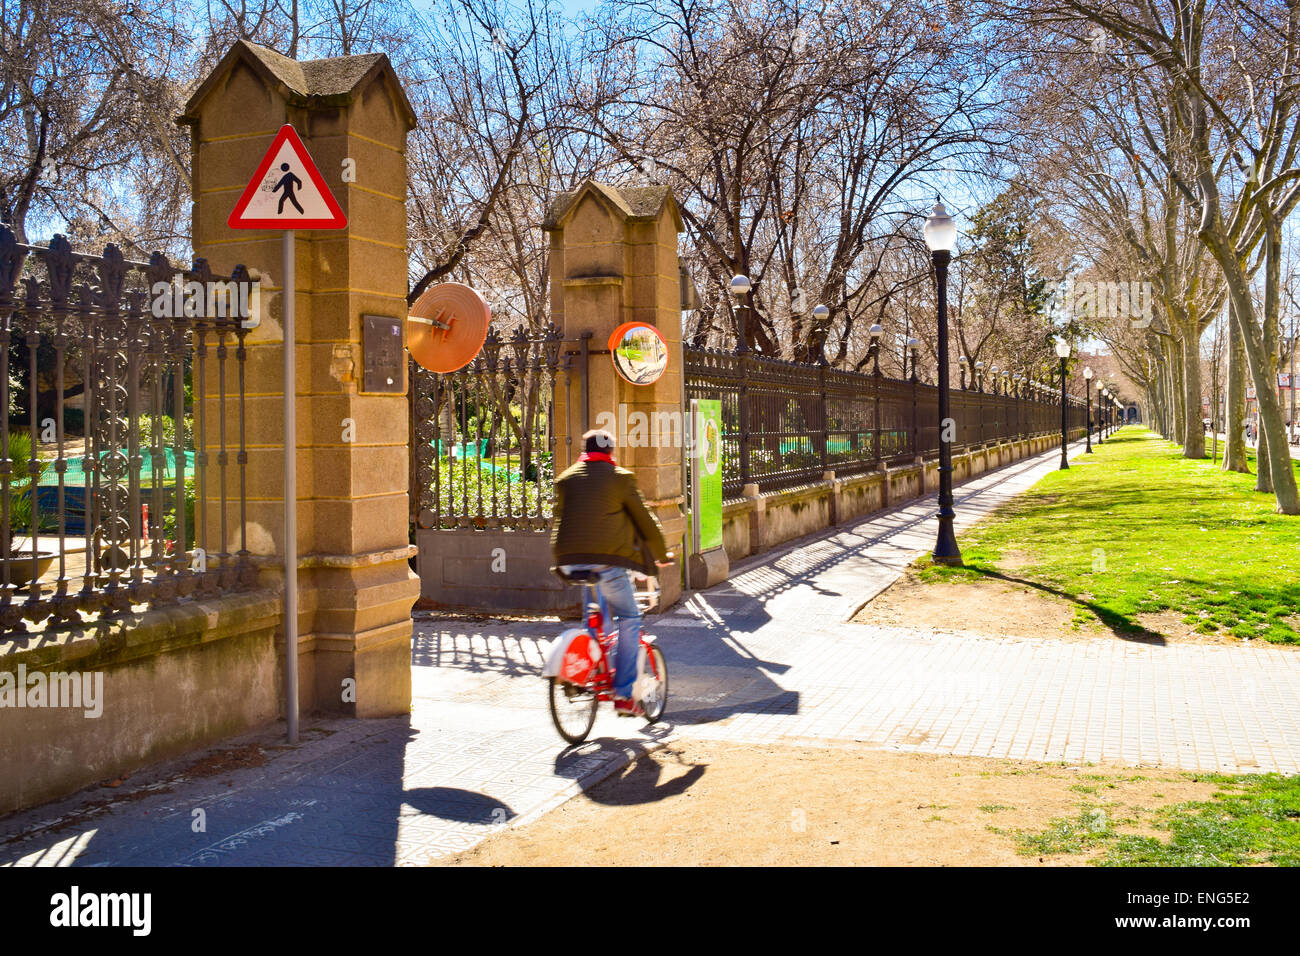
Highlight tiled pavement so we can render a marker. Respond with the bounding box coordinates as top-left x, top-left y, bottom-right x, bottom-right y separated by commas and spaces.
2, 435, 1297, 866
